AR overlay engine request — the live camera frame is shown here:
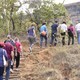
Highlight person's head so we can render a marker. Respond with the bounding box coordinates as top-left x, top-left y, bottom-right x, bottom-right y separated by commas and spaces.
7, 34, 11, 39
62, 21, 66, 24
0, 42, 5, 48
70, 24, 73, 26
42, 22, 46, 25
31, 22, 36, 27
14, 37, 19, 42
55, 21, 58, 23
